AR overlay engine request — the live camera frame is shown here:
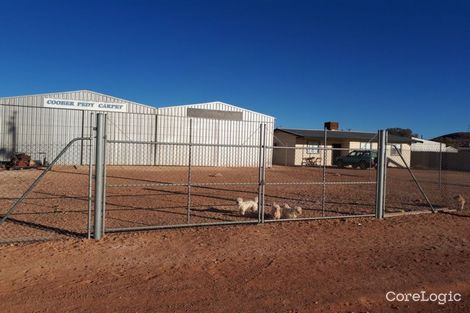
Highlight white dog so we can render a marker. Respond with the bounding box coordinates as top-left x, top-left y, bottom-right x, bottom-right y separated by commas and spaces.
237, 197, 258, 215
271, 203, 302, 219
